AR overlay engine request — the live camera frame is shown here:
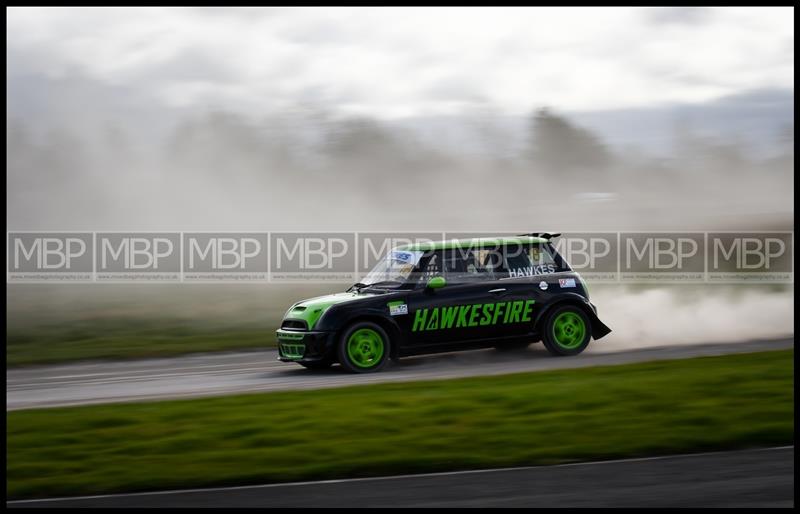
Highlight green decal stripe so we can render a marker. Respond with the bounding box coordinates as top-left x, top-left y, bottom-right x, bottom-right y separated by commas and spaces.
412, 300, 535, 332
283, 292, 364, 330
